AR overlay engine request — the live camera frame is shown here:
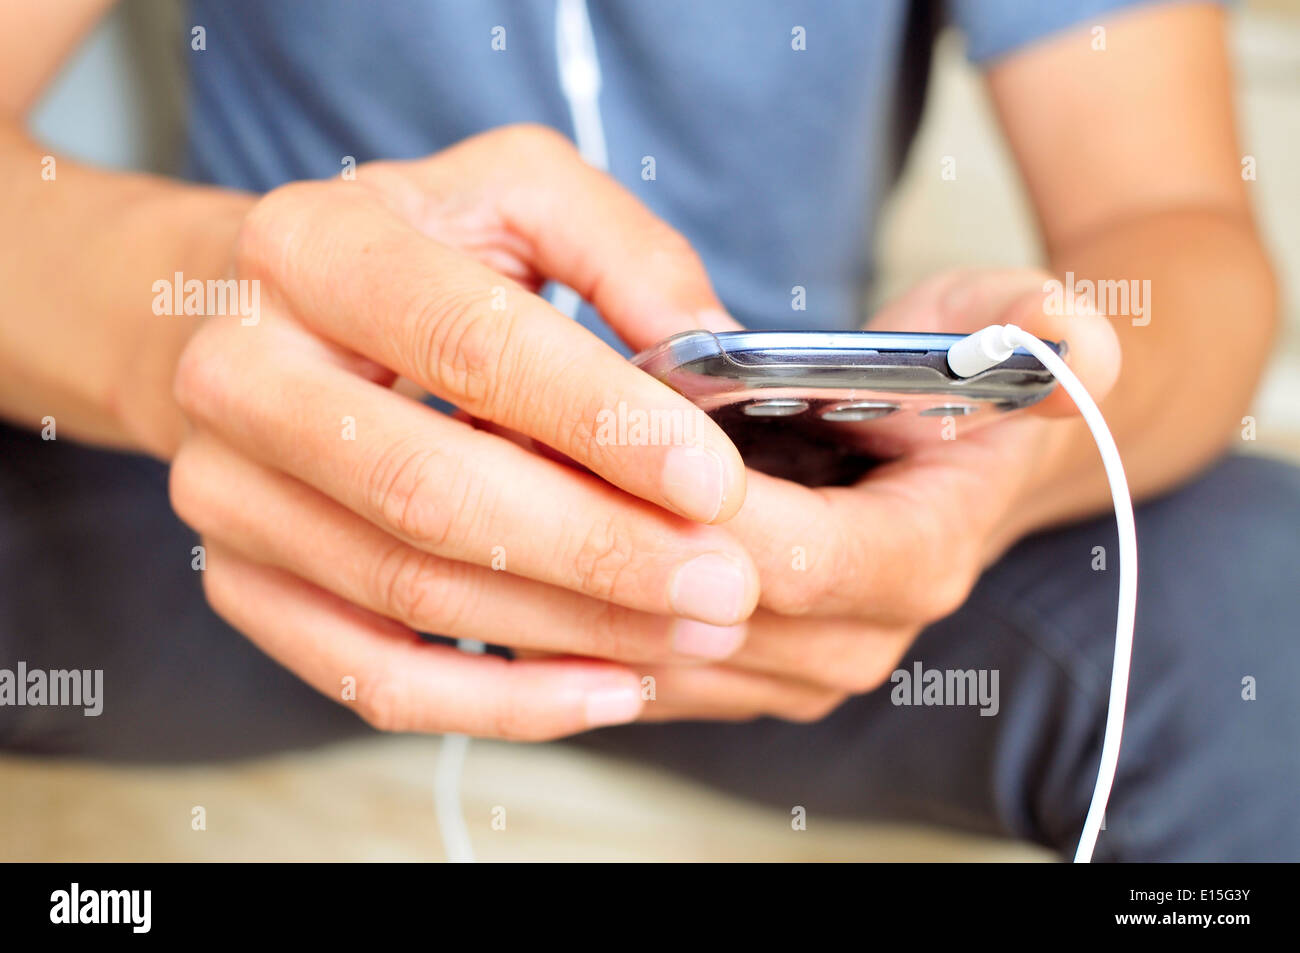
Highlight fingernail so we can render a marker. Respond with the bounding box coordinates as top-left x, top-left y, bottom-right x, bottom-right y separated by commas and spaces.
661, 445, 726, 522
584, 686, 643, 727
671, 619, 747, 659
670, 553, 748, 625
